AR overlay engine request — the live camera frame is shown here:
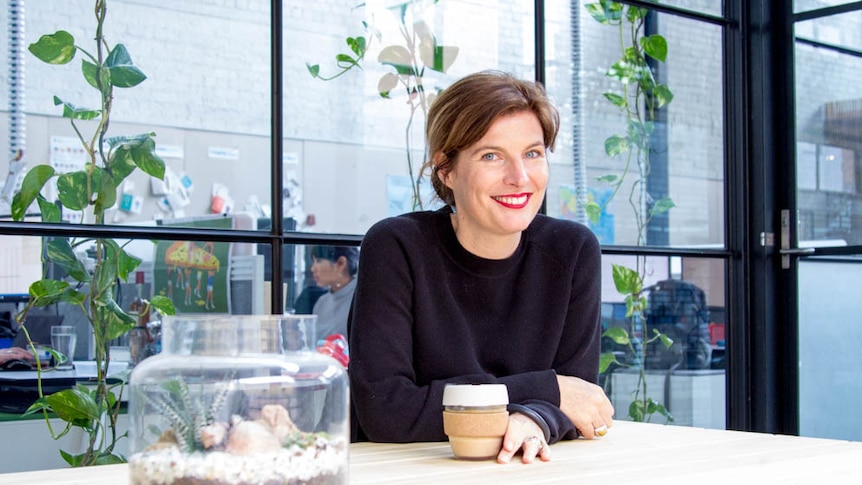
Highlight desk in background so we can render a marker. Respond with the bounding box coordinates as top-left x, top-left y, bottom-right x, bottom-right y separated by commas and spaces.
1, 420, 860, 484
